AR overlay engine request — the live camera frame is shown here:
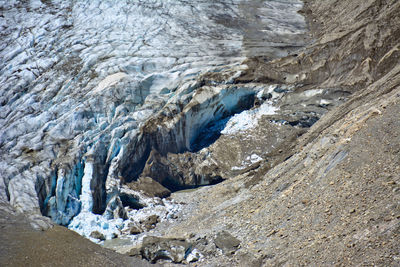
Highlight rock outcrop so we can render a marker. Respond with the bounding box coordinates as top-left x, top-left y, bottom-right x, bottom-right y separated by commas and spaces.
126, 176, 171, 199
